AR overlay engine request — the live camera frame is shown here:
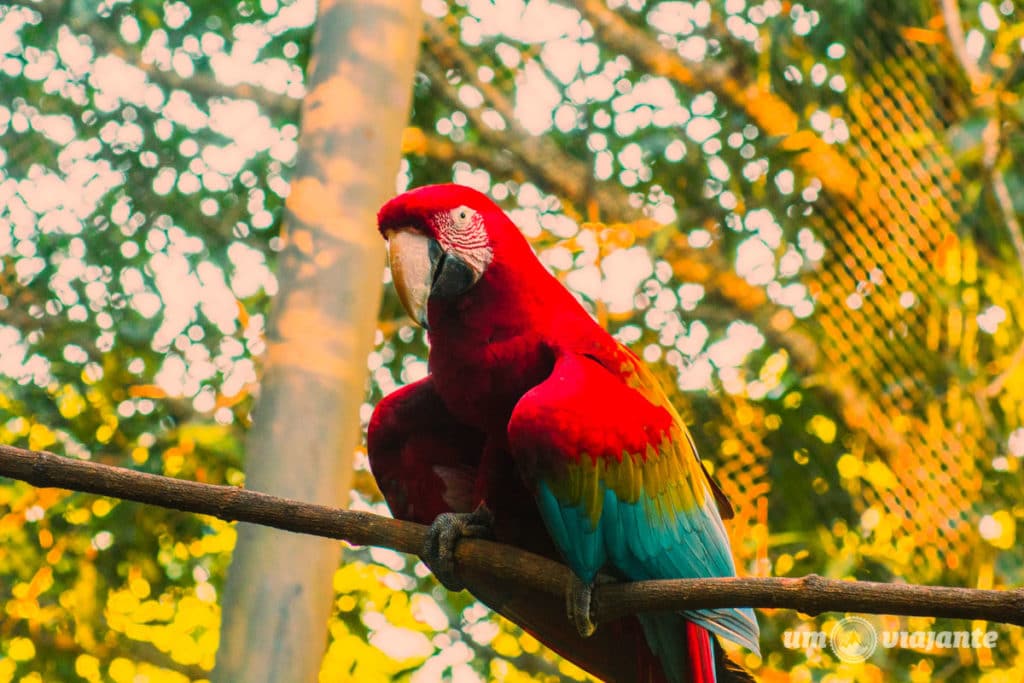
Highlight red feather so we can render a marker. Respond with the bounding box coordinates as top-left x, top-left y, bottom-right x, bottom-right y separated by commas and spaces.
369, 184, 755, 682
